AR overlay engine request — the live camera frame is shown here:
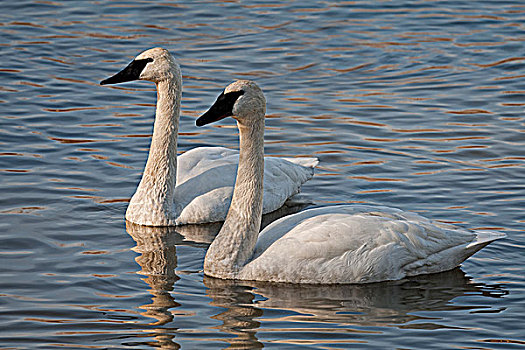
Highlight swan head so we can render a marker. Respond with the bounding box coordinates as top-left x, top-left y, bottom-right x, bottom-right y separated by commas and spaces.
196, 80, 266, 127
100, 47, 179, 85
